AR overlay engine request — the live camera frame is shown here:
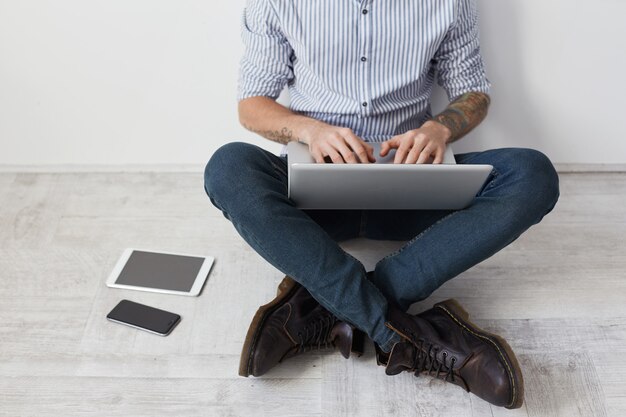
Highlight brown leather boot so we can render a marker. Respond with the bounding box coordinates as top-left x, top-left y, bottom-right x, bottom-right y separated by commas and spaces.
383, 299, 524, 409
239, 276, 365, 377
